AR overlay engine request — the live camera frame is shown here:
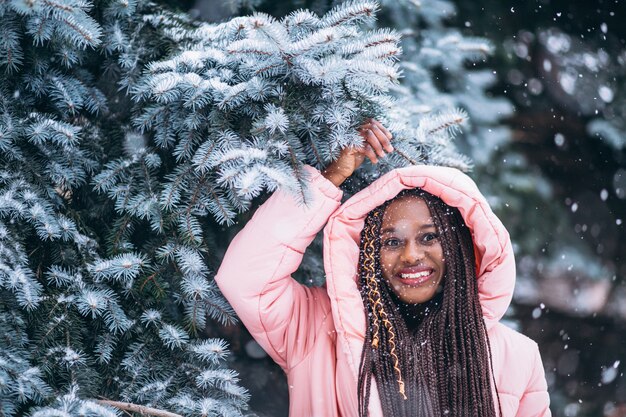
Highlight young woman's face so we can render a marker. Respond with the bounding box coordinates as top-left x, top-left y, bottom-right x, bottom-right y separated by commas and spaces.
379, 195, 446, 305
